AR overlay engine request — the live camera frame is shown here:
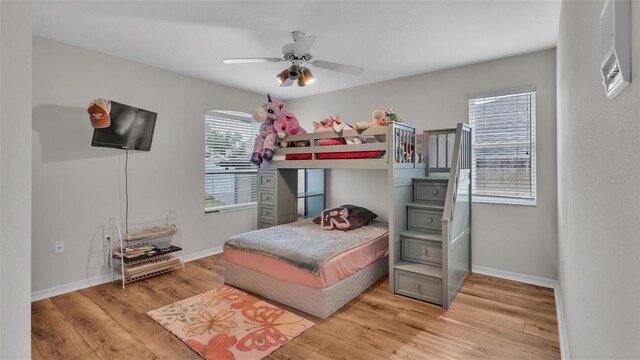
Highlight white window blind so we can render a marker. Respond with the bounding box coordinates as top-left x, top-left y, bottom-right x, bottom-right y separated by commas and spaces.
469, 87, 536, 205
205, 111, 259, 212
